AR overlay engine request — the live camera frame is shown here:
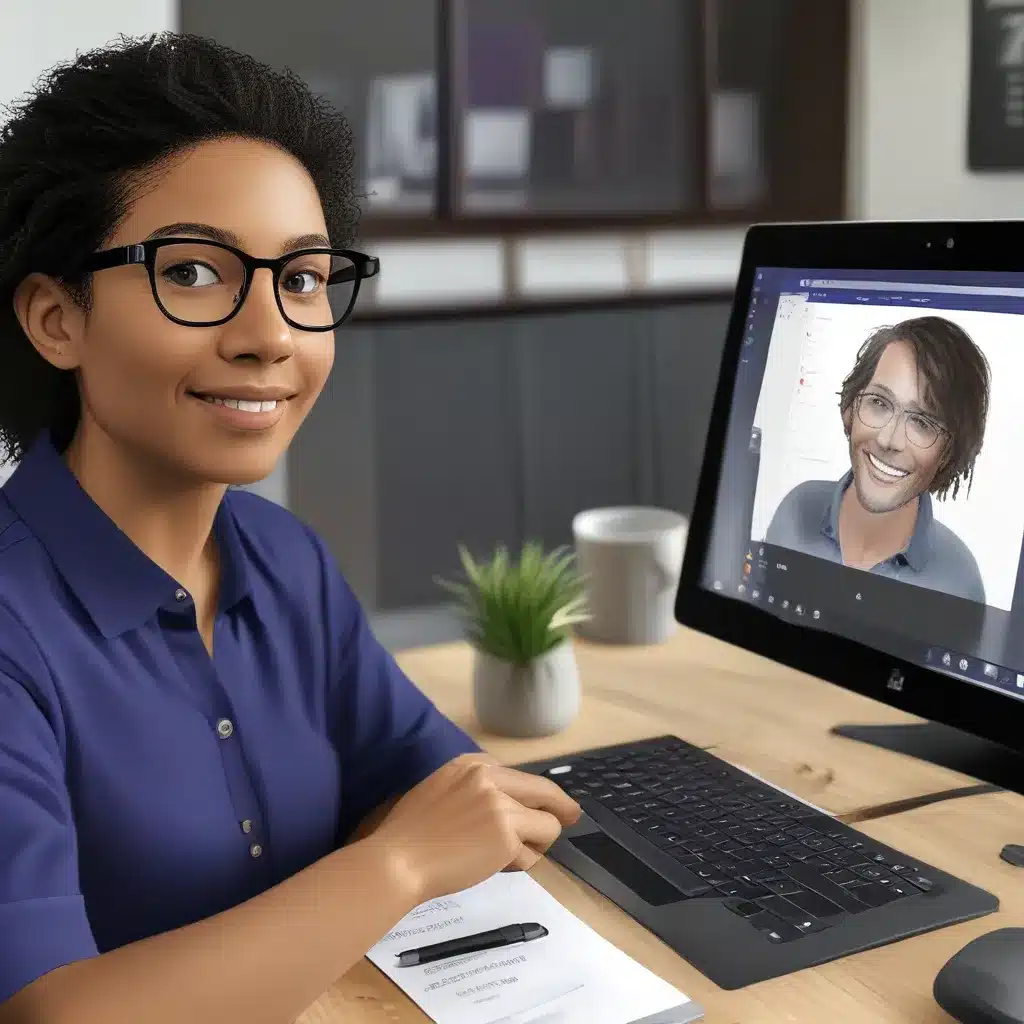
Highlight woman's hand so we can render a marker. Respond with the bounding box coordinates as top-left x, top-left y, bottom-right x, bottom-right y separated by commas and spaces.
366, 755, 581, 904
